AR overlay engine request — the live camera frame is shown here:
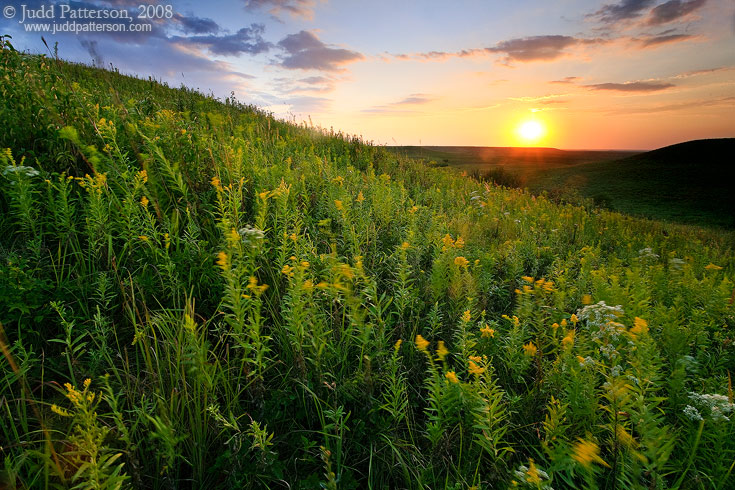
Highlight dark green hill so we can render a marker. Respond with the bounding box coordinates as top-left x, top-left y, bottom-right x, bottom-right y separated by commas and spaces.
532, 139, 735, 228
